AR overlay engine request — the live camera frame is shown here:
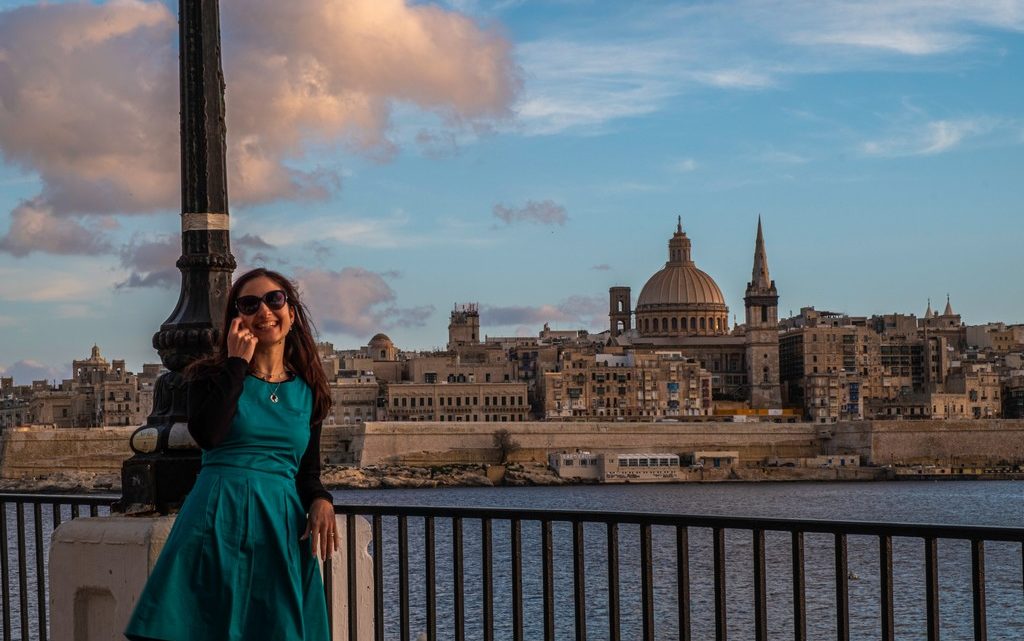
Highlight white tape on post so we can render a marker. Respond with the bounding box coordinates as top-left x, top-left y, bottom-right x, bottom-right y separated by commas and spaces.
182, 212, 229, 231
